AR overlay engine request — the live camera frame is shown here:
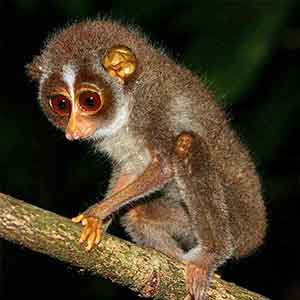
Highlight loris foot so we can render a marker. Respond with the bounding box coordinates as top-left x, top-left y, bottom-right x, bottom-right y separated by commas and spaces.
72, 214, 103, 251
185, 263, 211, 300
